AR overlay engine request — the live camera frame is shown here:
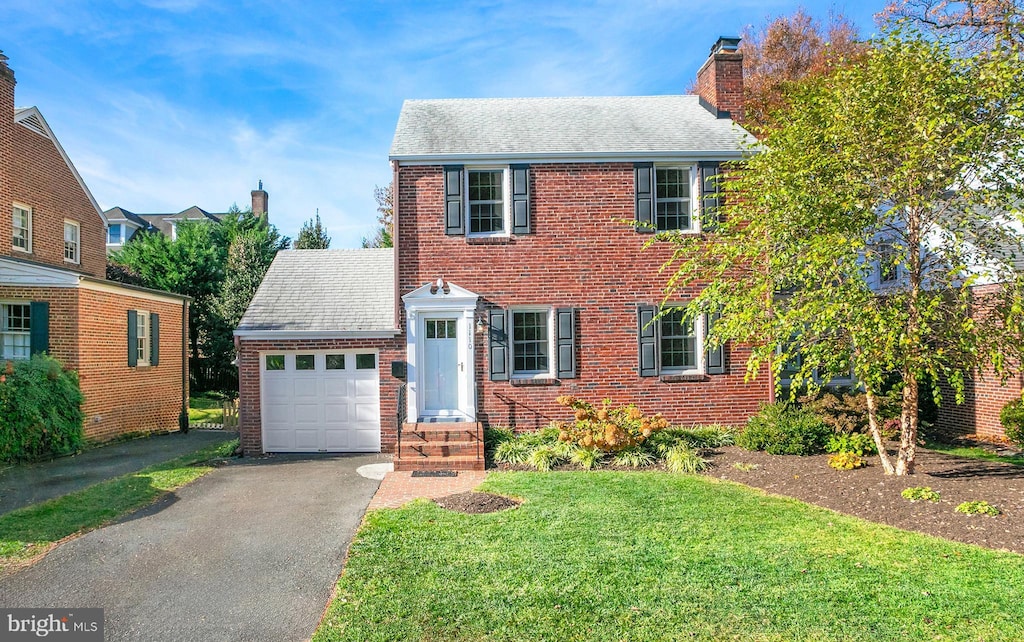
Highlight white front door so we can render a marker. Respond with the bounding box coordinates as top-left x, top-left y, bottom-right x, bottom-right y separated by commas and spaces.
422, 318, 459, 414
